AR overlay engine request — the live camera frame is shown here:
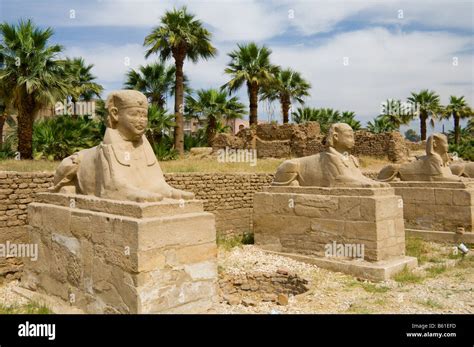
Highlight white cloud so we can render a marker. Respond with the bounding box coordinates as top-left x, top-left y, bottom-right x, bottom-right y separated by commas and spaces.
270, 27, 473, 123
65, 43, 147, 85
